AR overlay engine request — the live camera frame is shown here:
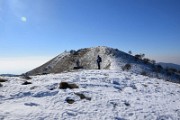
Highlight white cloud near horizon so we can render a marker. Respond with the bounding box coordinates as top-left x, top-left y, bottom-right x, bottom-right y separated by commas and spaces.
0, 56, 52, 74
